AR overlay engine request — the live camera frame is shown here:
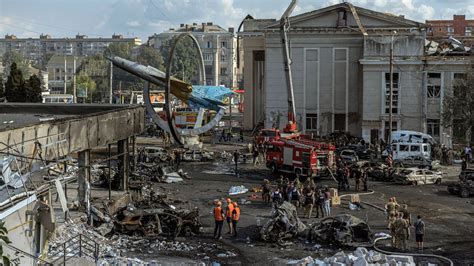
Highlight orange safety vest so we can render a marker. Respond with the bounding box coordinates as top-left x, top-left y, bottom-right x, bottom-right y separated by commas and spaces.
214, 207, 224, 221
232, 207, 240, 221
226, 203, 234, 218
